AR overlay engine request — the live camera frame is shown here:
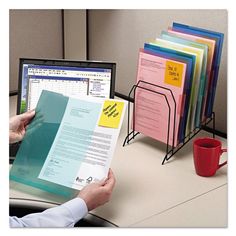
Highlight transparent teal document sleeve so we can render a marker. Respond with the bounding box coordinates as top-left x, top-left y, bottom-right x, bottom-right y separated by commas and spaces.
10, 90, 78, 198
